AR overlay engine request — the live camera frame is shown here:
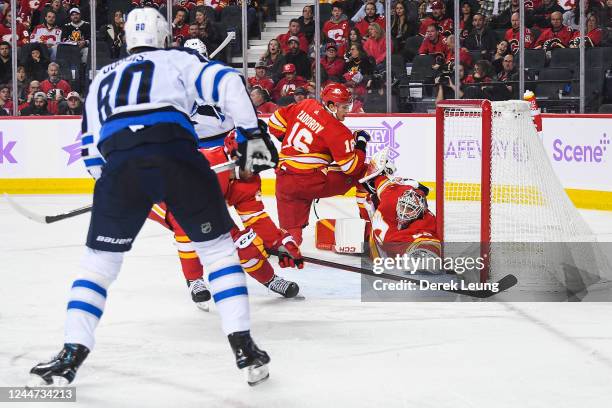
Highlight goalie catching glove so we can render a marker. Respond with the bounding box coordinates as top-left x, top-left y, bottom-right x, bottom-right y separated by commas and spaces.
235, 121, 279, 174
273, 230, 304, 269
